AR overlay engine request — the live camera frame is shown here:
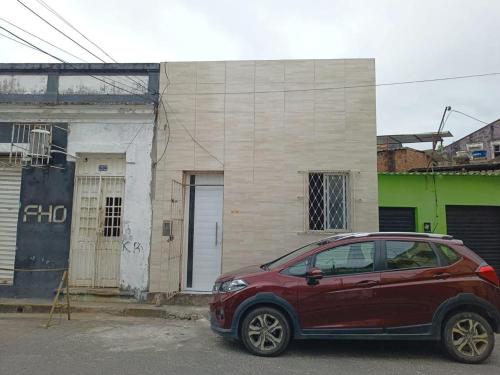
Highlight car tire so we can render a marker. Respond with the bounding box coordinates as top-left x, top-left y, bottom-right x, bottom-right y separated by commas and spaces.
442, 311, 495, 364
240, 307, 291, 357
